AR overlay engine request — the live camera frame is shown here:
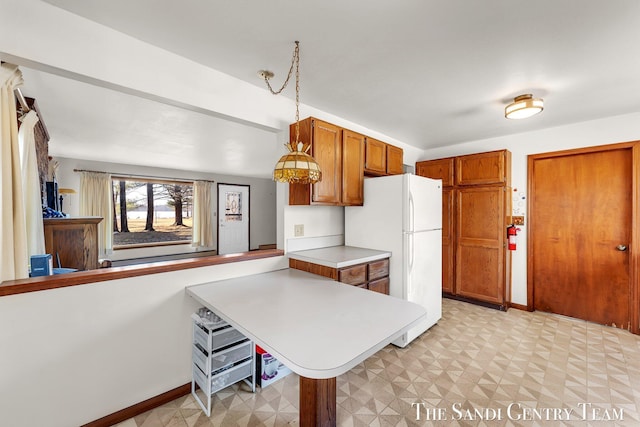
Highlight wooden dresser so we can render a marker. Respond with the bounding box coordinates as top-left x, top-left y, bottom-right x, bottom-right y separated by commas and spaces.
43, 216, 103, 271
